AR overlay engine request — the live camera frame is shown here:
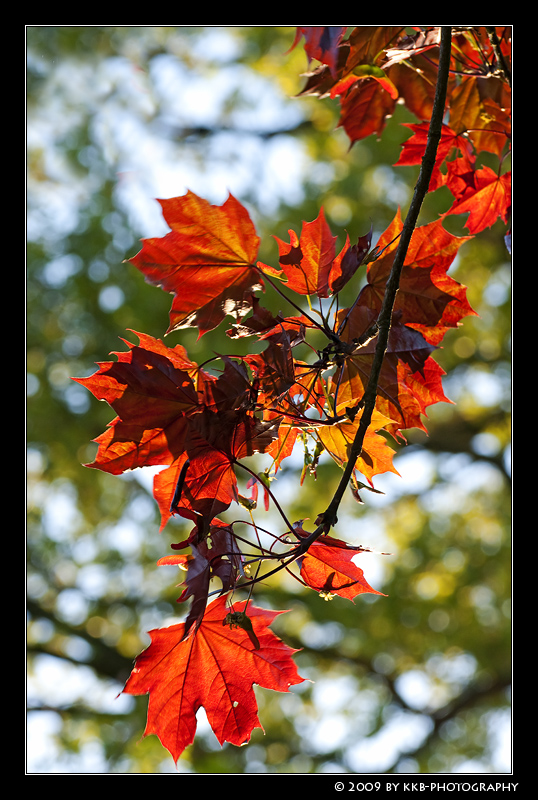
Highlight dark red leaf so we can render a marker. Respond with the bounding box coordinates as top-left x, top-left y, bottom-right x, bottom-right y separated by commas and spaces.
290, 26, 348, 77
